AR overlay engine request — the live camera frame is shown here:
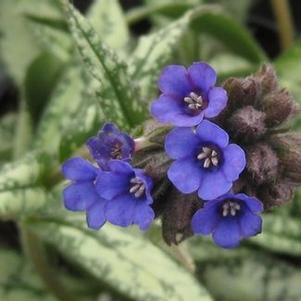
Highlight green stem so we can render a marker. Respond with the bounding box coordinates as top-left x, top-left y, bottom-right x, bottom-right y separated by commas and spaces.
271, 0, 295, 51
20, 224, 79, 301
